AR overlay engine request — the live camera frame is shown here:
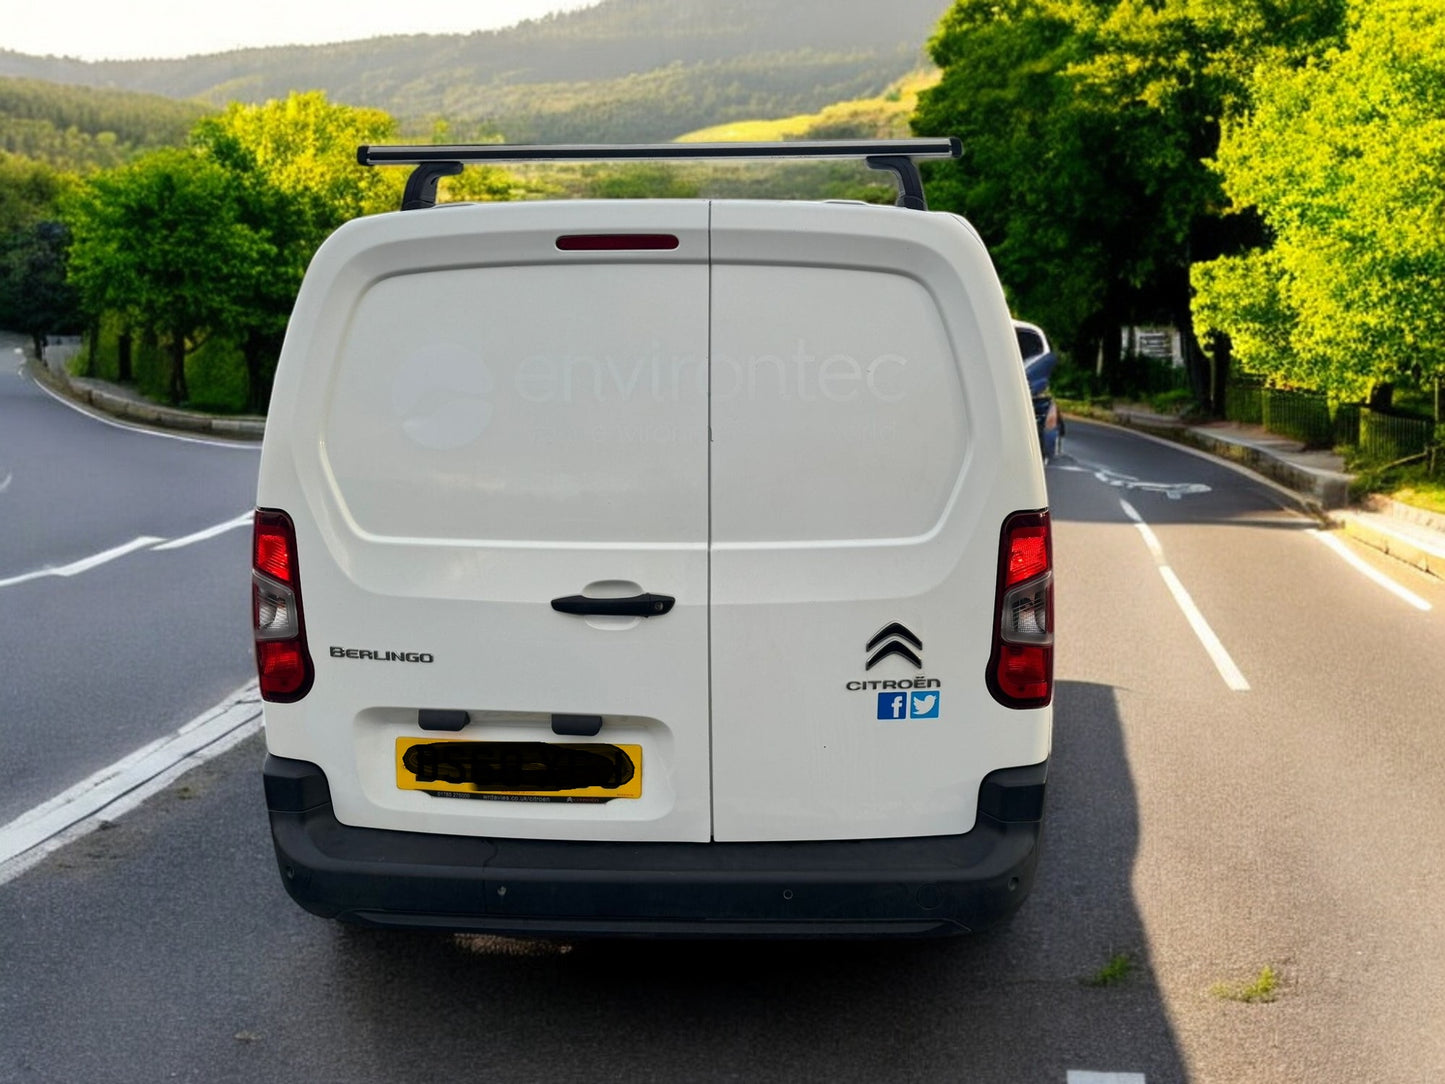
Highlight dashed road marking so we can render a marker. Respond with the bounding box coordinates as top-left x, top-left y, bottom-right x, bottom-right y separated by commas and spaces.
1121, 498, 1250, 691
1068, 1073, 1146, 1083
